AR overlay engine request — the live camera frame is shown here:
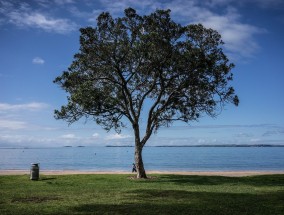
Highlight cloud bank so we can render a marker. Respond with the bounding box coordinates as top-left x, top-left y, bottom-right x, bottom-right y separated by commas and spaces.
0, 102, 49, 112
0, 102, 49, 131
0, 0, 272, 58
0, 0, 77, 34
97, 0, 264, 59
